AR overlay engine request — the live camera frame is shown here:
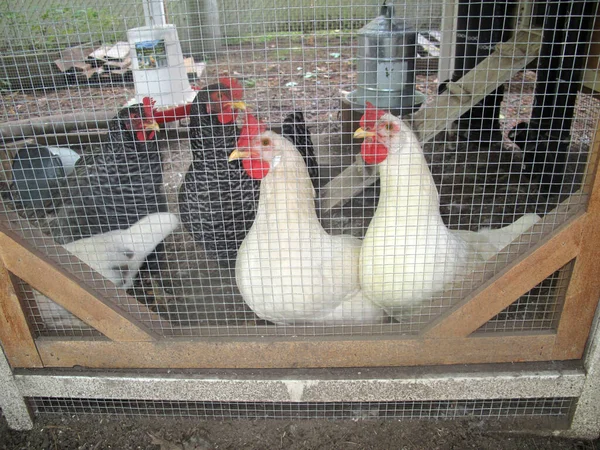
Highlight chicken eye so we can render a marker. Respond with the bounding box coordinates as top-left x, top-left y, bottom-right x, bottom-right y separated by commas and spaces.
385, 122, 394, 131
261, 138, 271, 146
